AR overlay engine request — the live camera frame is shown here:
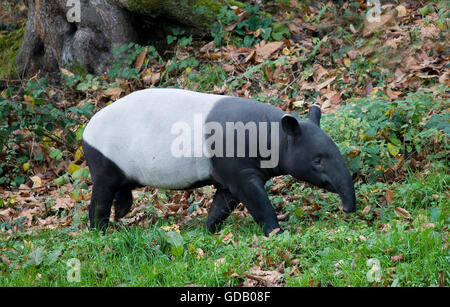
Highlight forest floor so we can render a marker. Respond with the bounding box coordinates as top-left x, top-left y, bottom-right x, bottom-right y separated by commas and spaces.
0, 0, 448, 286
